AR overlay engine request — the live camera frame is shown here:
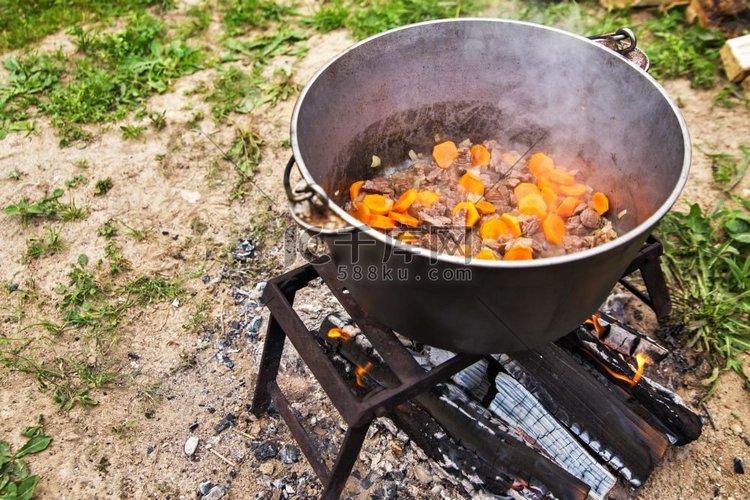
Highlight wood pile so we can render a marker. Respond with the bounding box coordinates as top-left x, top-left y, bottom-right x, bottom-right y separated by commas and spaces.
720, 34, 750, 97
